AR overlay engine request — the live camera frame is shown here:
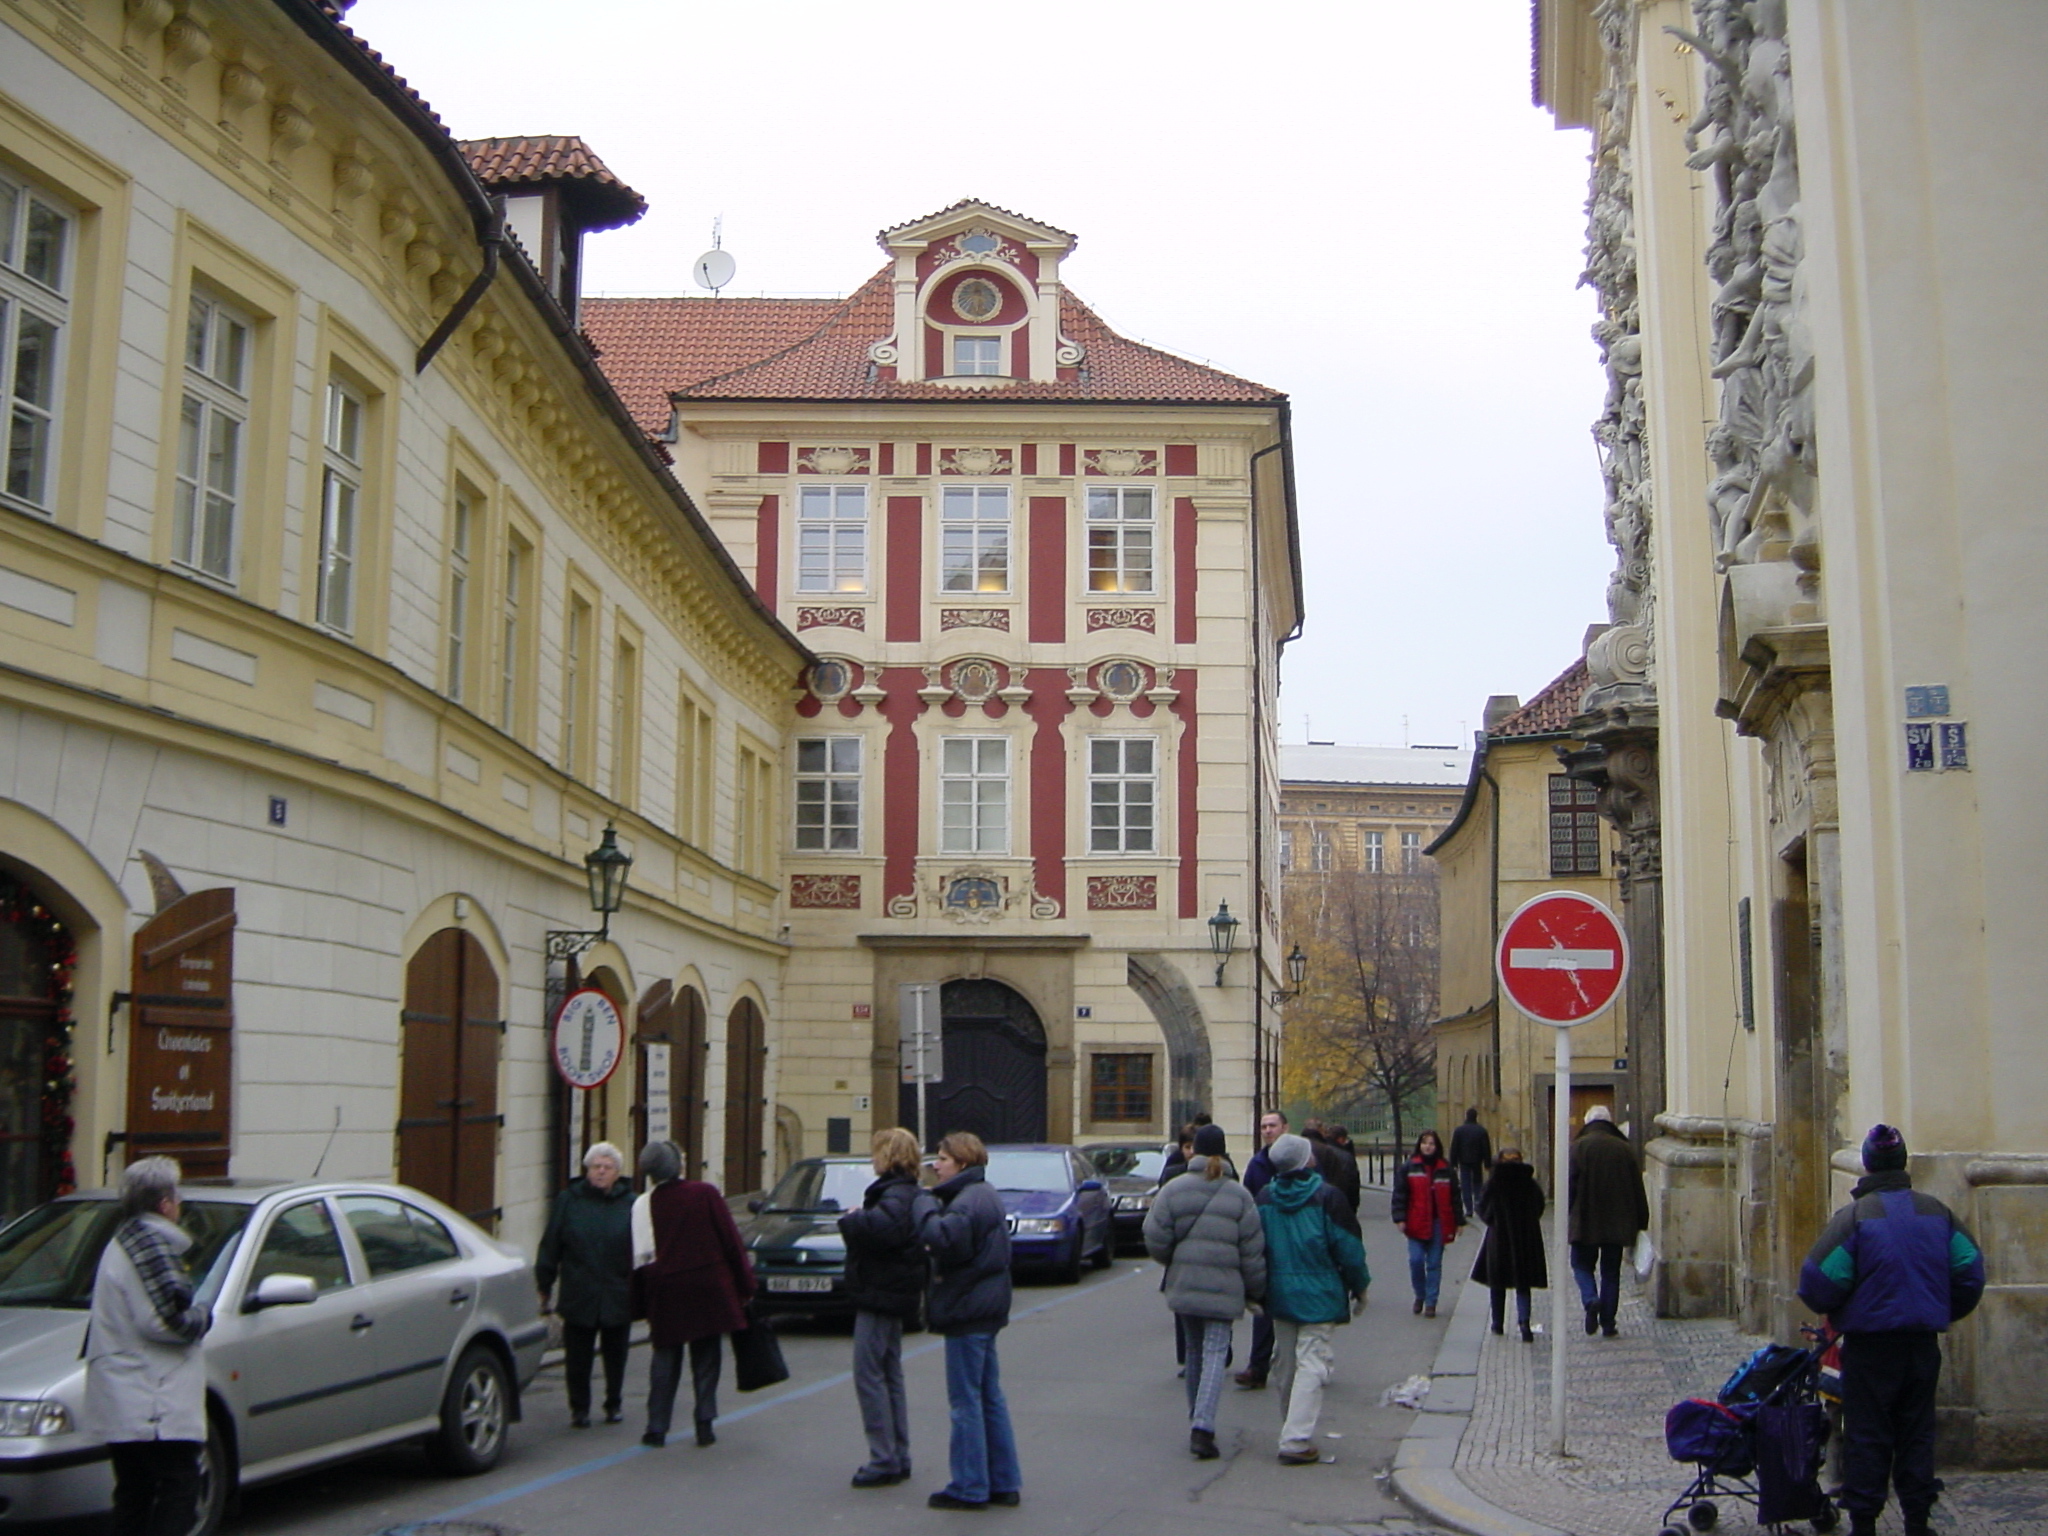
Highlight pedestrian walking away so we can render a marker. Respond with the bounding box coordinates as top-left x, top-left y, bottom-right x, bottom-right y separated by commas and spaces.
1467, 1146, 1546, 1340
838, 1127, 928, 1488
1449, 1107, 1493, 1222
536, 1141, 634, 1428
1255, 1134, 1368, 1466
914, 1131, 1023, 1511
1797, 1124, 1984, 1536
1390, 1129, 1460, 1316
1566, 1105, 1647, 1337
1302, 1119, 1363, 1233
1163, 1123, 1199, 1372
630, 1140, 755, 1449
85, 1156, 213, 1536
1143, 1124, 1266, 1460
1236, 1109, 1289, 1390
